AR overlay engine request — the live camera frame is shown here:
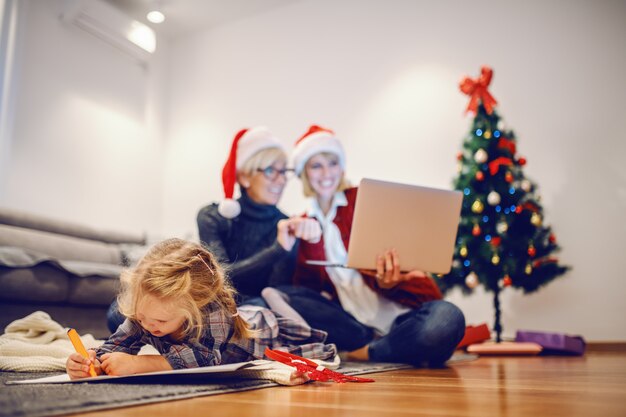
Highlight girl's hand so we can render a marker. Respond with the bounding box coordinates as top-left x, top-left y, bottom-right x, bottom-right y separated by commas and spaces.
277, 218, 322, 250
100, 353, 172, 376
100, 352, 138, 376
363, 249, 428, 289
66, 350, 102, 380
